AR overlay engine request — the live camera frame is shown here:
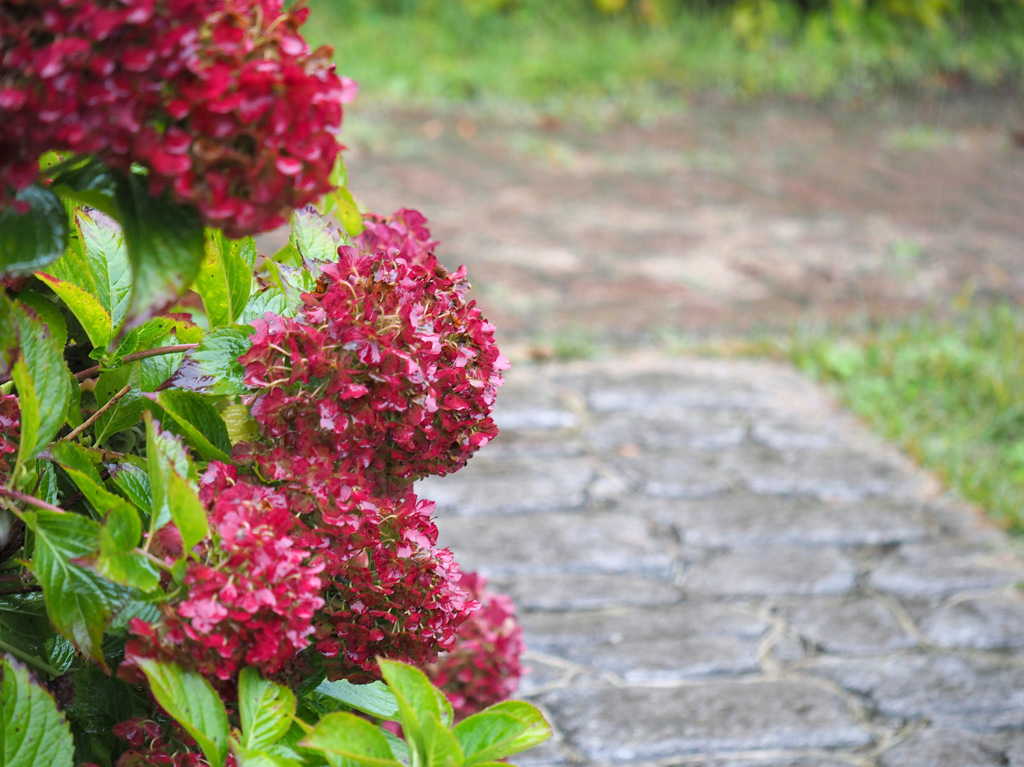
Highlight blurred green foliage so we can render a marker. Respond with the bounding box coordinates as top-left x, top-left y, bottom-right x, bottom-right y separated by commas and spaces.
305, 0, 1024, 110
